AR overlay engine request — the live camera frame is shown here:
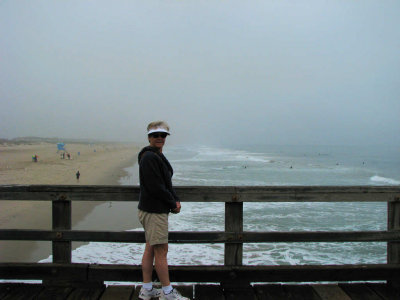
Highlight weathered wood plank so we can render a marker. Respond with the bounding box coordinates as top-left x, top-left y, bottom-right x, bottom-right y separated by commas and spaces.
388, 201, 400, 262
0, 283, 398, 300
339, 283, 382, 300
239, 231, 400, 243
281, 285, 321, 300
388, 200, 400, 289
178, 186, 400, 203
223, 285, 256, 300
235, 186, 400, 203
1, 283, 43, 300
311, 284, 351, 300
52, 200, 71, 263
1, 185, 398, 202
0, 185, 140, 201
36, 285, 74, 300
0, 263, 88, 281
225, 202, 243, 266
0, 284, 23, 299
99, 285, 135, 300
2, 263, 400, 283
2, 229, 399, 243
253, 284, 287, 300
366, 283, 400, 300
66, 286, 105, 300
194, 284, 225, 300
0, 229, 146, 243
172, 264, 400, 283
